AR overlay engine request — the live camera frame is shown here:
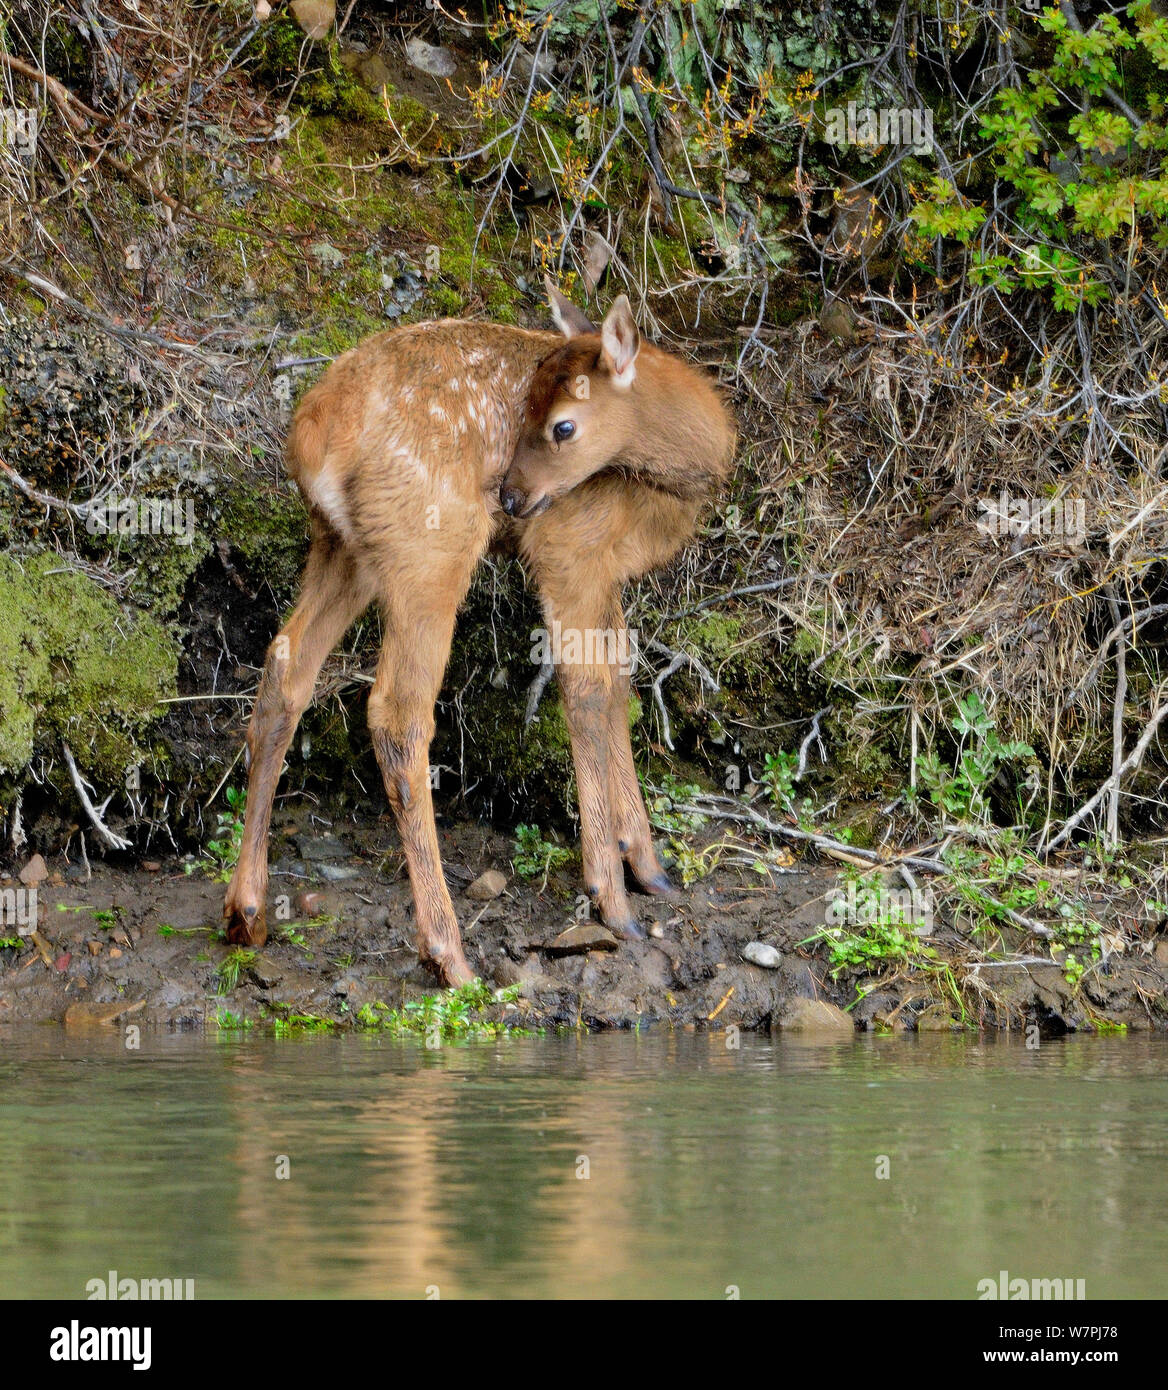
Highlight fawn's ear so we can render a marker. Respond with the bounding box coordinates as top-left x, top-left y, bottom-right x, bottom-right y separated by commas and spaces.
545, 275, 596, 338
600, 295, 640, 387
